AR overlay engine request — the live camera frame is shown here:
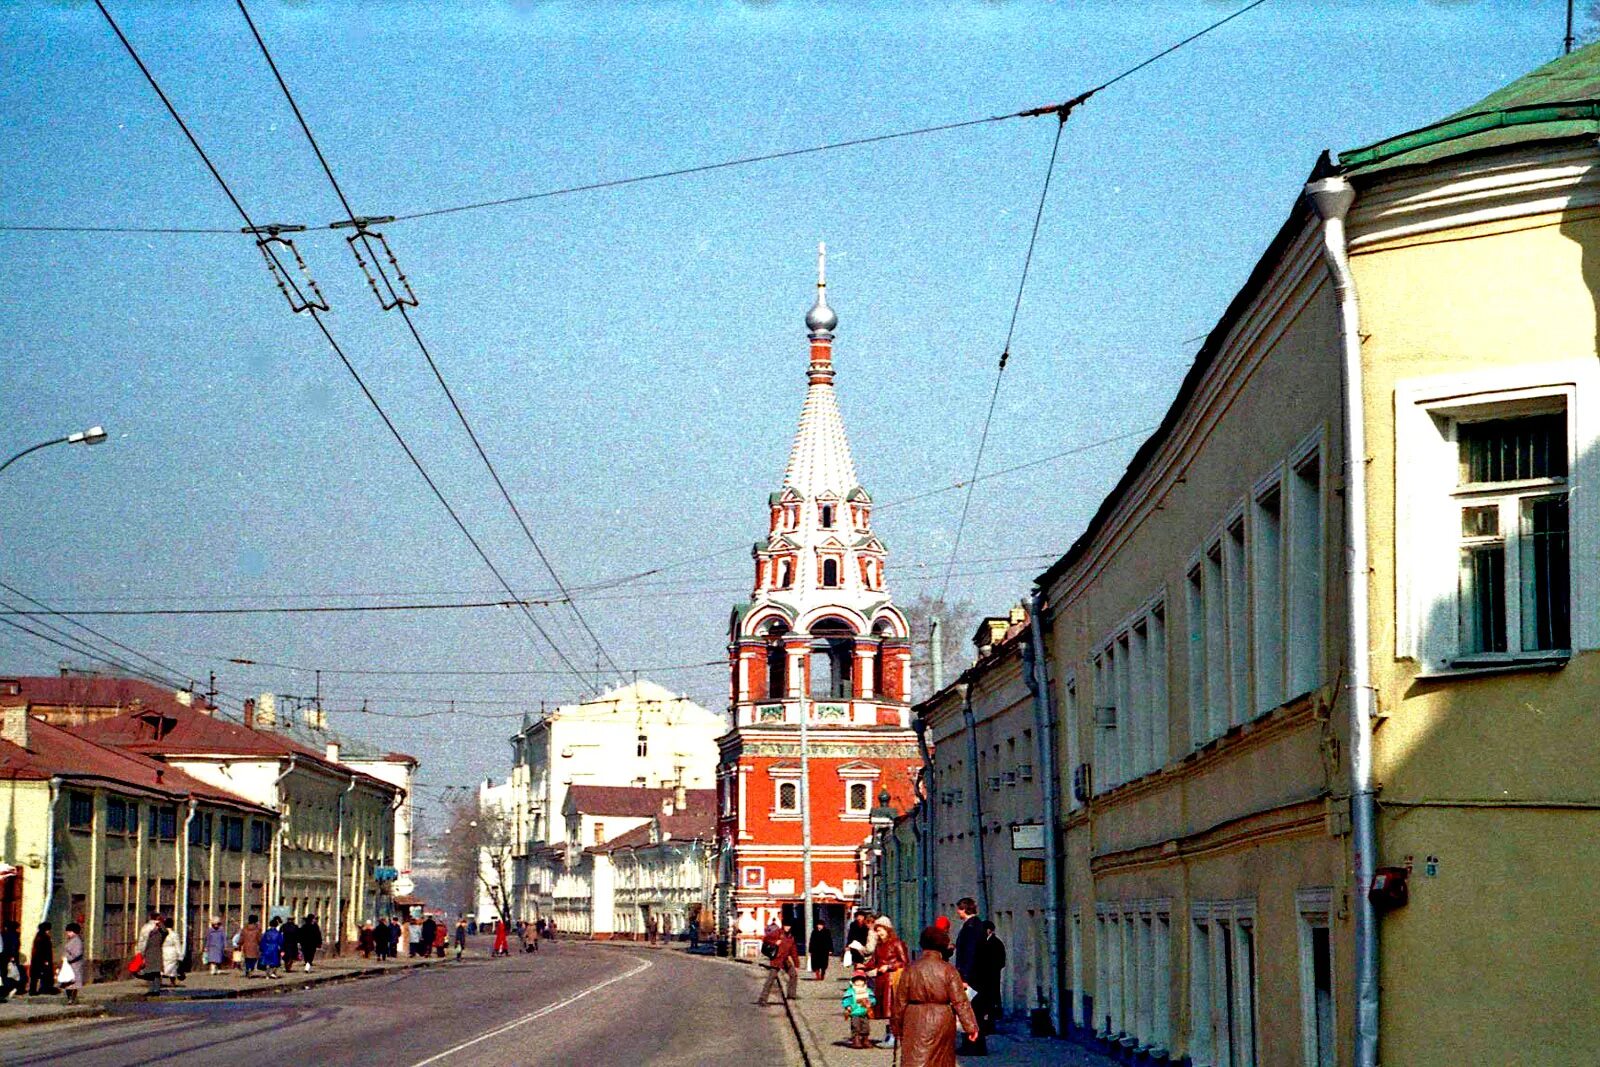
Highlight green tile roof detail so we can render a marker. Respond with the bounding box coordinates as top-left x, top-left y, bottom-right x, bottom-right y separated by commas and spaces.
1342, 41, 1600, 174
